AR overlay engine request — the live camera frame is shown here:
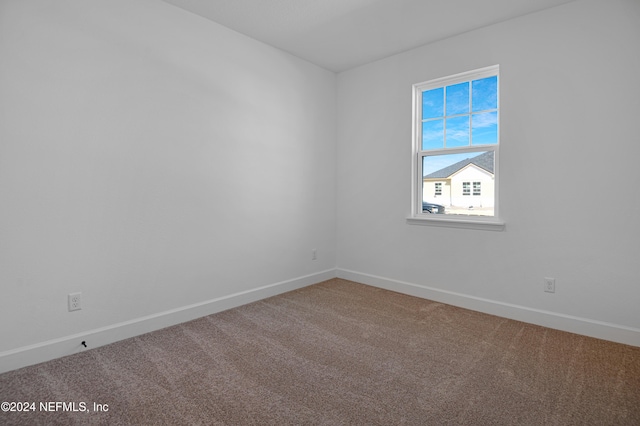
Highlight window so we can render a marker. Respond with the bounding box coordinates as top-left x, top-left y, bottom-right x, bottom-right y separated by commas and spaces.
462, 182, 470, 196
461, 182, 481, 196
409, 65, 504, 230
473, 182, 481, 196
